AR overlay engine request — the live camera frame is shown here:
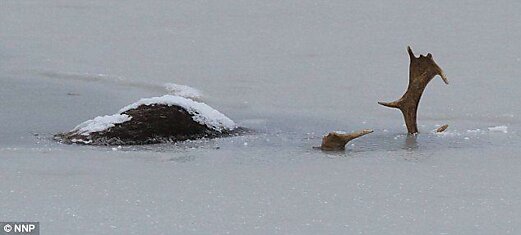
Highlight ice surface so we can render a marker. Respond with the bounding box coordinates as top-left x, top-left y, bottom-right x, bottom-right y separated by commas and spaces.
1, 0, 521, 234
119, 95, 237, 131
331, 131, 347, 134
164, 83, 202, 100
488, 125, 508, 133
466, 128, 482, 133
